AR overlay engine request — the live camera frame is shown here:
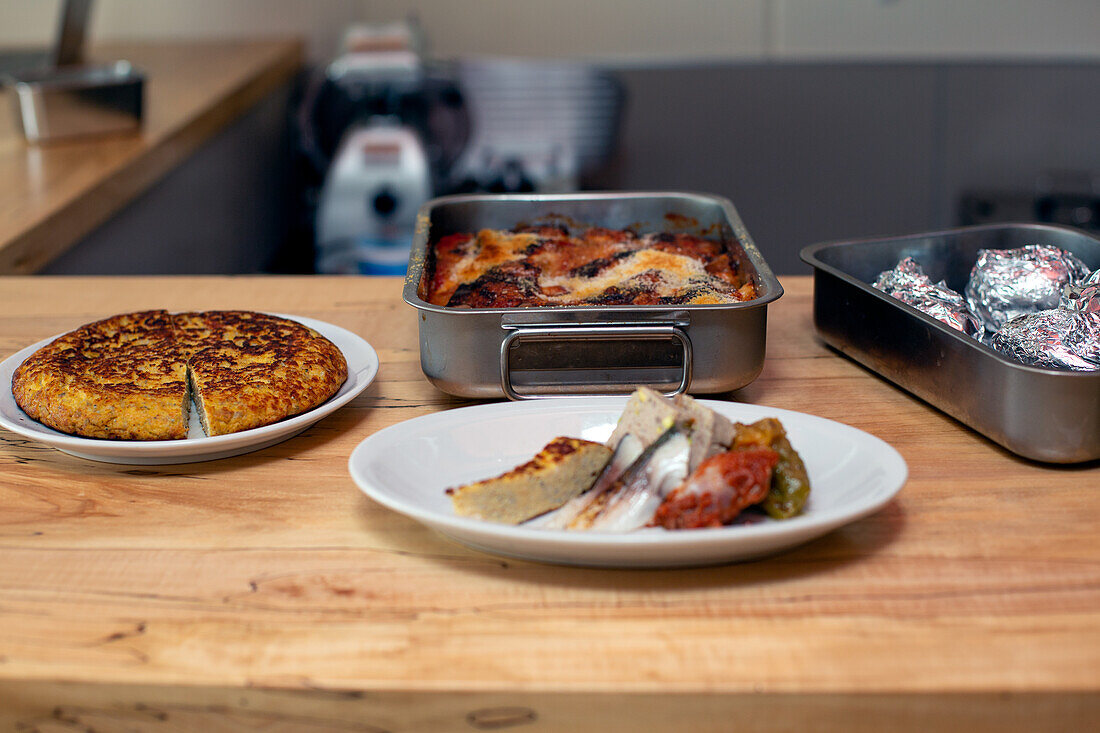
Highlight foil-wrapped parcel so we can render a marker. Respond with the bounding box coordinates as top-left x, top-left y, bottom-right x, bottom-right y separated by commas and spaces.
872, 257, 980, 334
874, 245, 1098, 371
1073, 268, 1100, 316
964, 244, 1090, 334
992, 268, 1100, 371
